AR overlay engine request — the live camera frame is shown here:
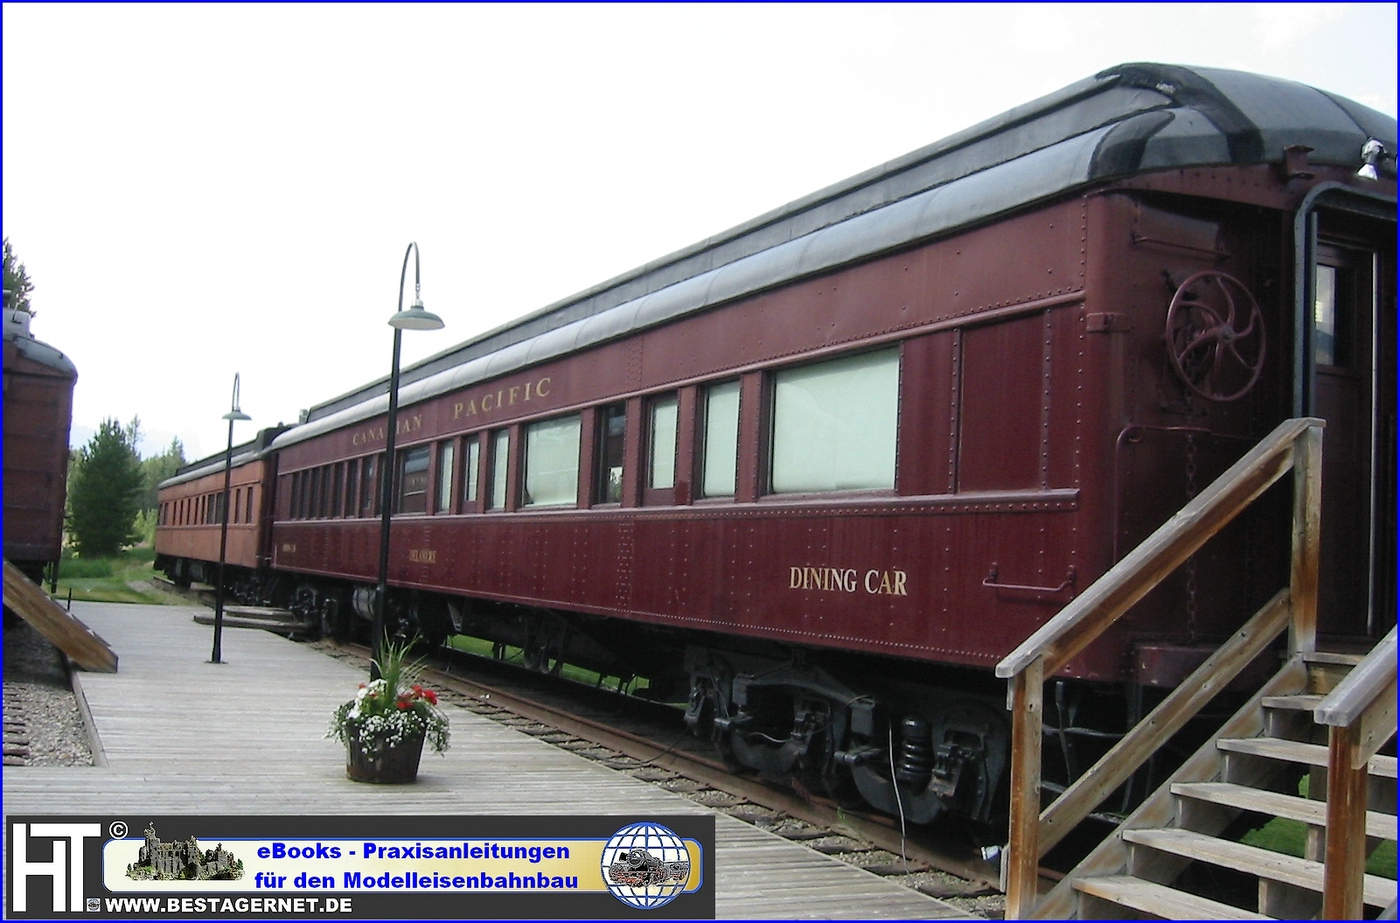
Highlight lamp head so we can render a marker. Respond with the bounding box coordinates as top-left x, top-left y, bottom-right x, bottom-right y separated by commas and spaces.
223, 410, 252, 422
389, 296, 445, 331
1356, 138, 1387, 180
